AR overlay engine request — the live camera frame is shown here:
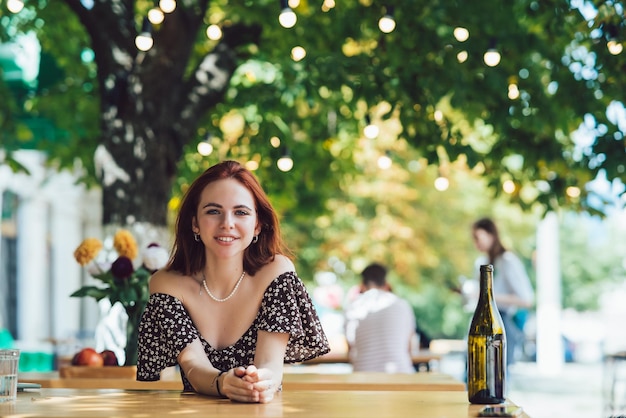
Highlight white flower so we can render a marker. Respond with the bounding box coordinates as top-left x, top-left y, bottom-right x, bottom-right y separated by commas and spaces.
142, 245, 169, 271
87, 261, 111, 277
